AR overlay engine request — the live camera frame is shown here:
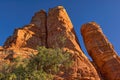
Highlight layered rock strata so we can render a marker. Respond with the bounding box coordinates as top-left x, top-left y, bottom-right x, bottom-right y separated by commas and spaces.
81, 22, 120, 80
4, 10, 47, 49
